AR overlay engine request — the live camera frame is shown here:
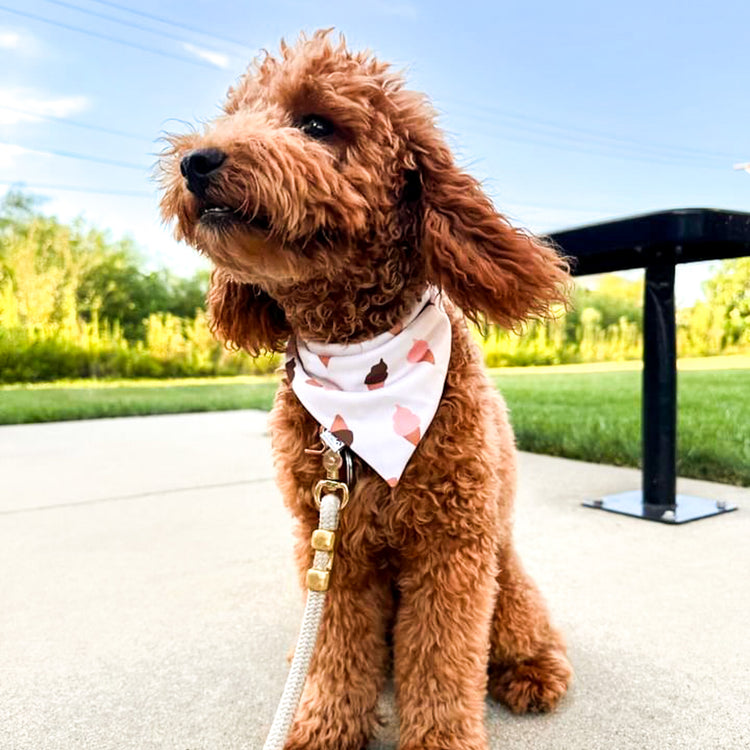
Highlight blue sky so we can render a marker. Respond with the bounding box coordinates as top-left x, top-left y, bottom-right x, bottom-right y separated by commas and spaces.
2, 0, 748, 305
